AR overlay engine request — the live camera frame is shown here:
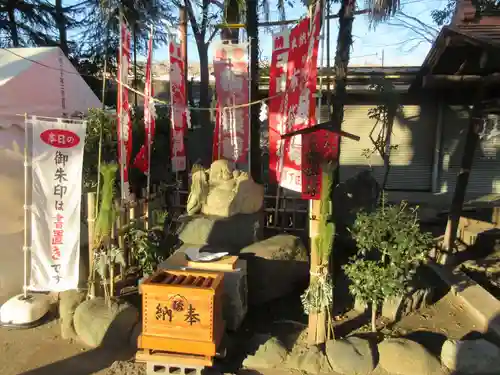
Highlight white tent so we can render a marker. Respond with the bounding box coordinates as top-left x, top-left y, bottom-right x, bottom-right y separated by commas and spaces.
0, 47, 101, 303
